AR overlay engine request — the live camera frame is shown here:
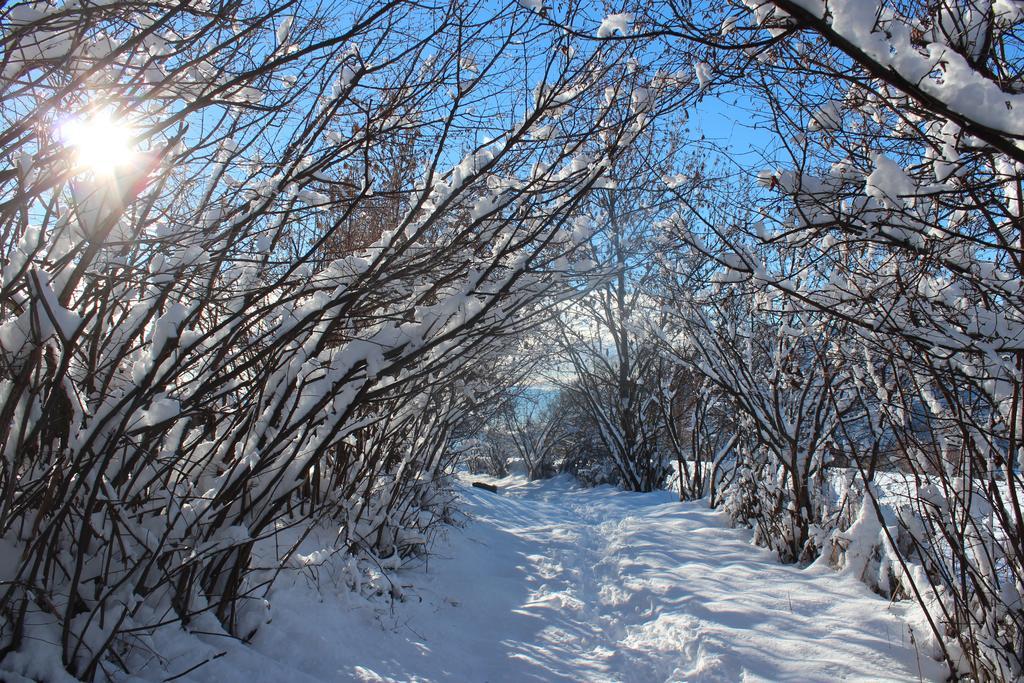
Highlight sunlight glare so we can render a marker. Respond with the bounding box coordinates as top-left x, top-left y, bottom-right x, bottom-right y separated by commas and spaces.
61, 111, 136, 176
